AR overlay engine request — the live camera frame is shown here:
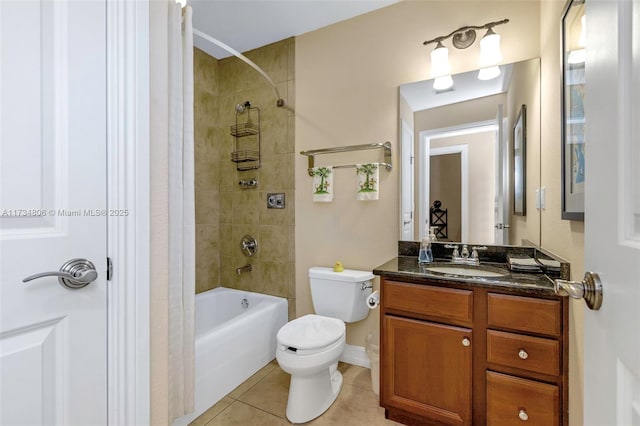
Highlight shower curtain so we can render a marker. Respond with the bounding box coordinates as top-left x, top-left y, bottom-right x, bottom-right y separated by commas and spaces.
168, 2, 195, 421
